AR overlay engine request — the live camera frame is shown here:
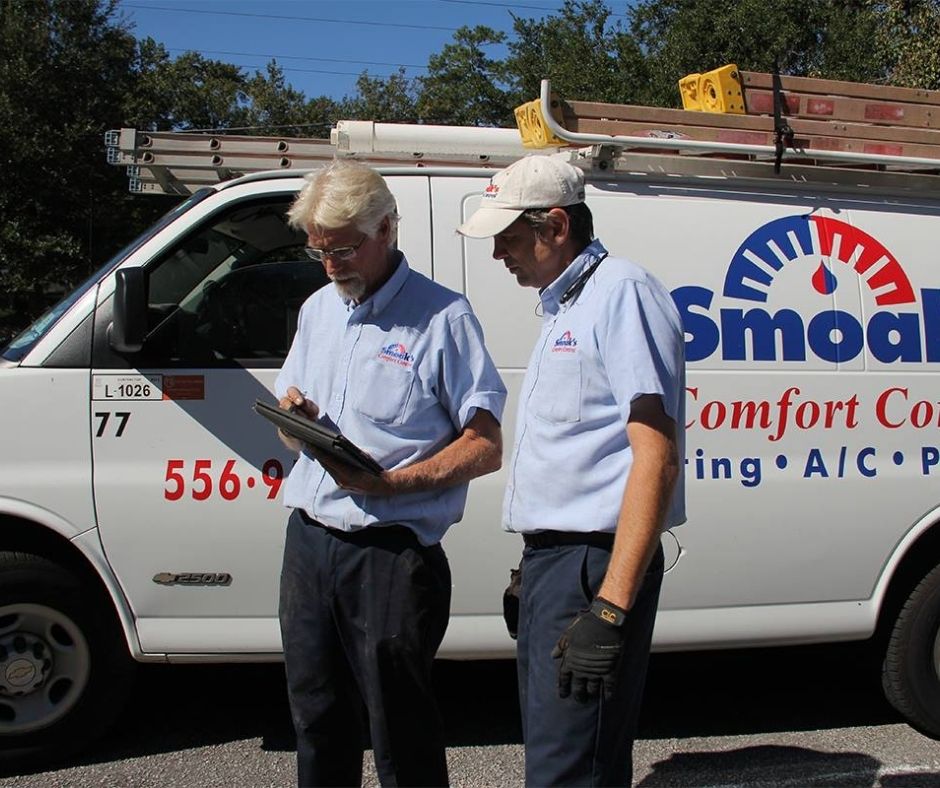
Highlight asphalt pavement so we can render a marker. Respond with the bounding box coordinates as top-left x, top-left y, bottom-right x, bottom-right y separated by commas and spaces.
2, 644, 939, 787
